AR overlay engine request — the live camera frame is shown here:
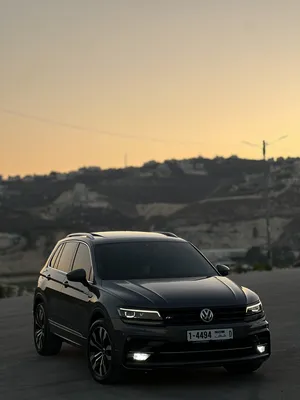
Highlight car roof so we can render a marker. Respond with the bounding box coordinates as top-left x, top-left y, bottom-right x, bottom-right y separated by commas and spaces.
60, 231, 186, 245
